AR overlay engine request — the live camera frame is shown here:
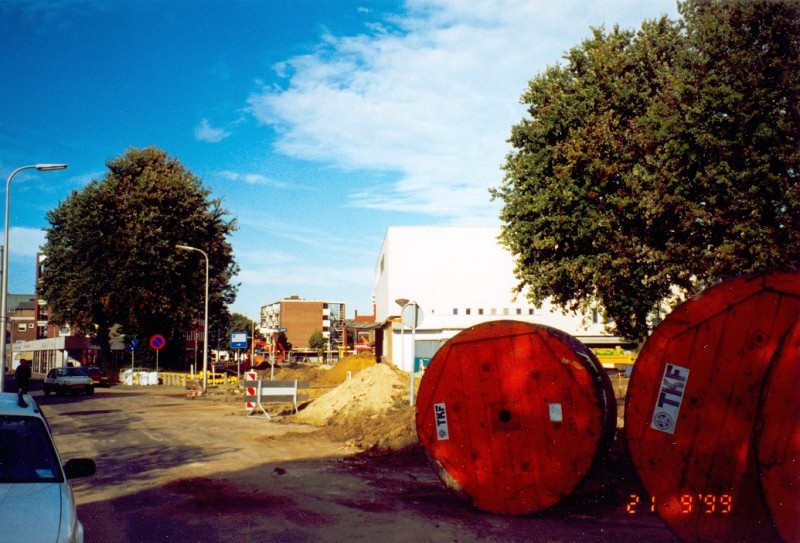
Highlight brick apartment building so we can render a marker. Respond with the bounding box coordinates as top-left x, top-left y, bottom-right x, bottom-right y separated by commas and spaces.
260, 296, 345, 354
